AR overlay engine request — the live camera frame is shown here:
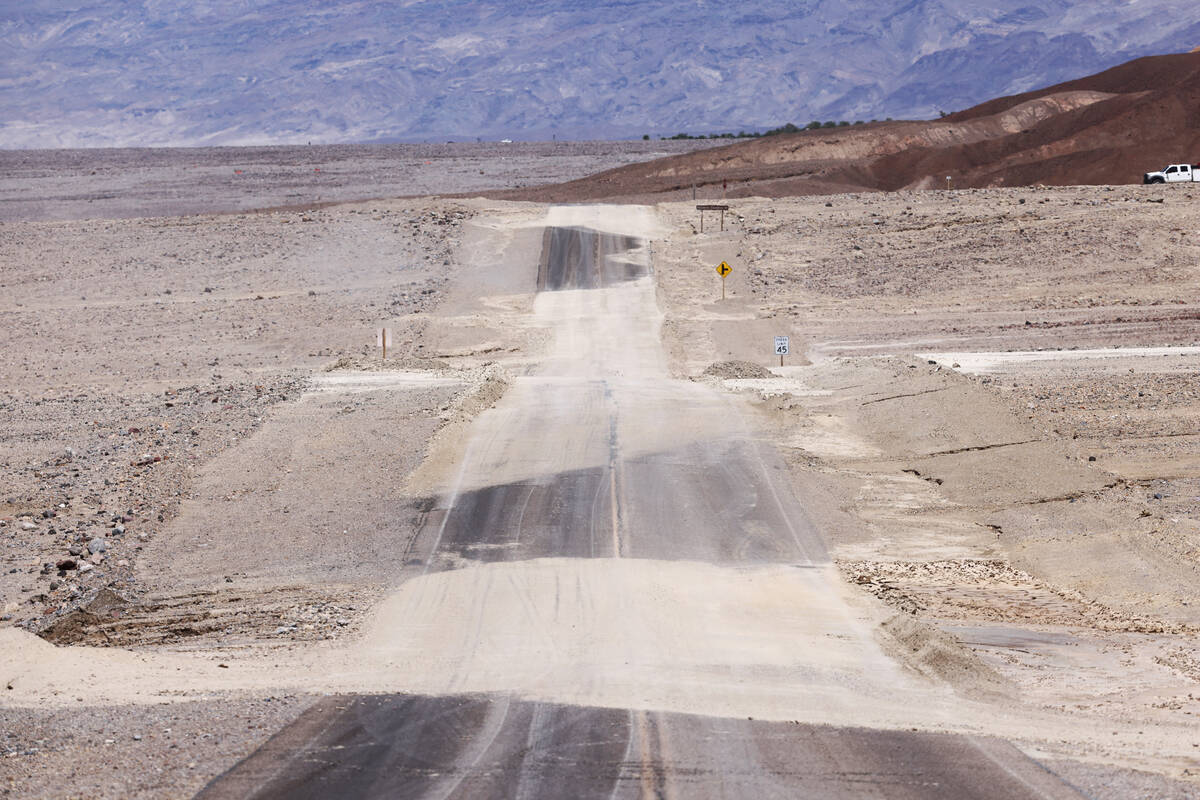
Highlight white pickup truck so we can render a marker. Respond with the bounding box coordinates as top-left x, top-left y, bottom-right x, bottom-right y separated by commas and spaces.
1143, 163, 1200, 183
